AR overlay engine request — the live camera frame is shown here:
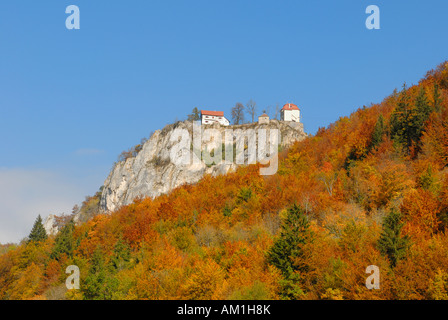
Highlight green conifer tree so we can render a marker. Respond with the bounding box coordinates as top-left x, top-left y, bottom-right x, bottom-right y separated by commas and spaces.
28, 215, 47, 243
370, 114, 385, 150
377, 209, 410, 268
51, 220, 75, 260
413, 87, 431, 142
417, 164, 439, 193
433, 83, 442, 113
110, 236, 131, 271
391, 84, 431, 155
391, 83, 413, 154
187, 107, 201, 121
267, 204, 313, 299
82, 247, 118, 300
